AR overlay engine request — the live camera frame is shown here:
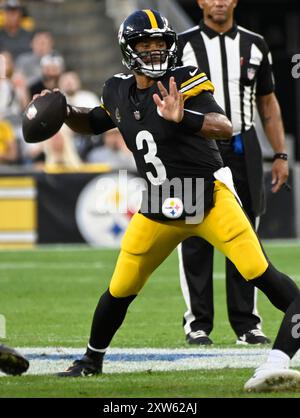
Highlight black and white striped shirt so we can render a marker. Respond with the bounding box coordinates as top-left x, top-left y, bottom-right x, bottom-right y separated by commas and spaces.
178, 21, 275, 135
